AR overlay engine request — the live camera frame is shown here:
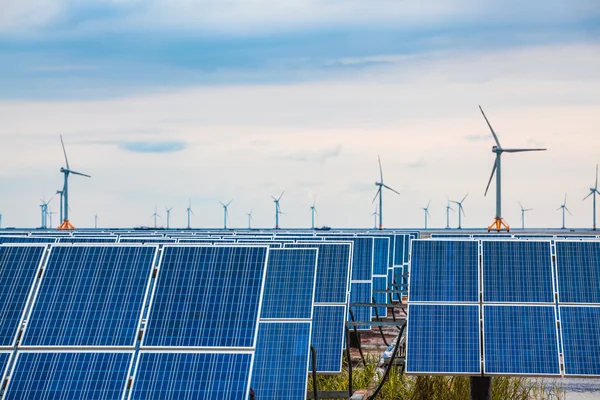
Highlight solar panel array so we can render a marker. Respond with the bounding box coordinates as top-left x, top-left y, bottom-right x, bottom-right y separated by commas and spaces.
407, 239, 600, 377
